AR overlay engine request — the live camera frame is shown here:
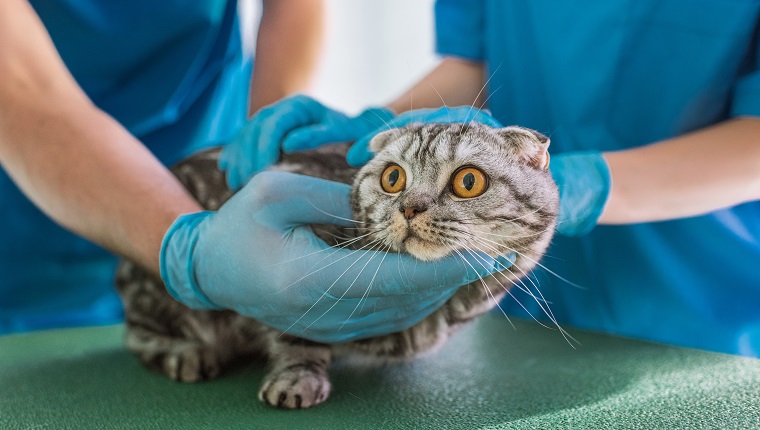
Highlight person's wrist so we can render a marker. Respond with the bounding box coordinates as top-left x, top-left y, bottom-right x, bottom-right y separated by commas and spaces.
551, 151, 611, 236
159, 211, 222, 309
